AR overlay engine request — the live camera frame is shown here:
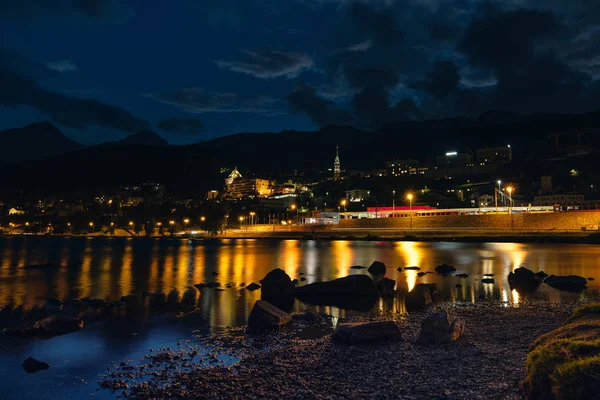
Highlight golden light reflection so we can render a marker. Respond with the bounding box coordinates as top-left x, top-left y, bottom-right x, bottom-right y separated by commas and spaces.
119, 240, 133, 296
396, 241, 423, 291
511, 288, 520, 305
332, 240, 351, 279
282, 240, 300, 278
